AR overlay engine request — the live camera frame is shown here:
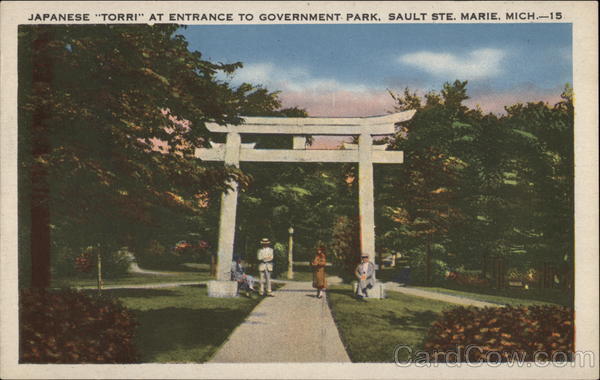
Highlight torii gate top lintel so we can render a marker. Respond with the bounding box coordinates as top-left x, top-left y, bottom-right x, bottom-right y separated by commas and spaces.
204, 110, 416, 136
